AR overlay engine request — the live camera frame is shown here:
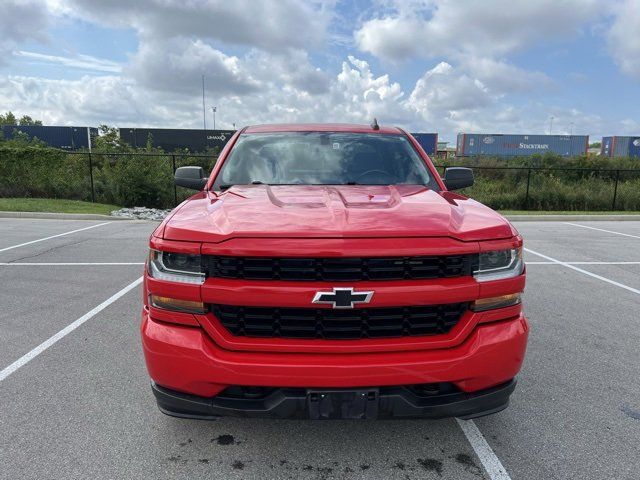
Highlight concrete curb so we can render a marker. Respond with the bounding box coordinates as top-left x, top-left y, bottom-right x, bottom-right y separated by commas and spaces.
0, 211, 139, 221
505, 214, 640, 221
